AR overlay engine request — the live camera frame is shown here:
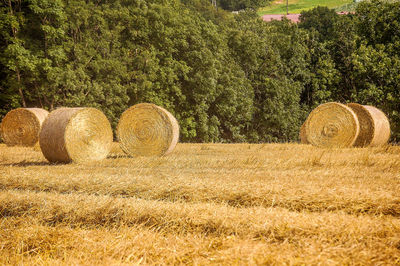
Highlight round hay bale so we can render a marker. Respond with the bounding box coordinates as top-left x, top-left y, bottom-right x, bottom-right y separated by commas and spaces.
299, 122, 308, 144
347, 103, 390, 147
117, 103, 179, 156
0, 108, 49, 146
39, 107, 113, 163
304, 102, 359, 148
